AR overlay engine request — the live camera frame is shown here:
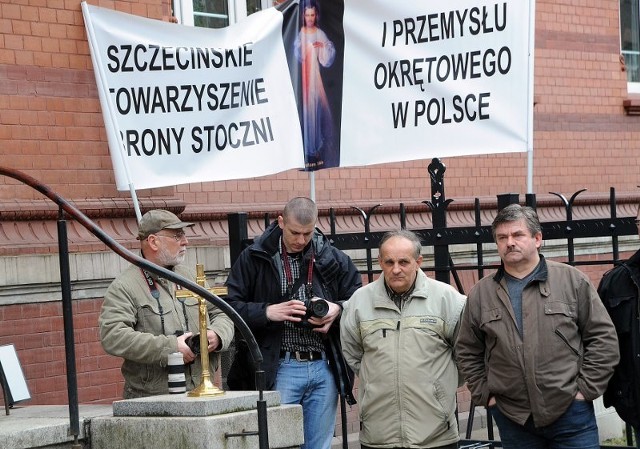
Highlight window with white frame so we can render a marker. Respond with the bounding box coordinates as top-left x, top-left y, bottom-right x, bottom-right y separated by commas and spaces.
173, 0, 275, 28
621, 0, 640, 92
